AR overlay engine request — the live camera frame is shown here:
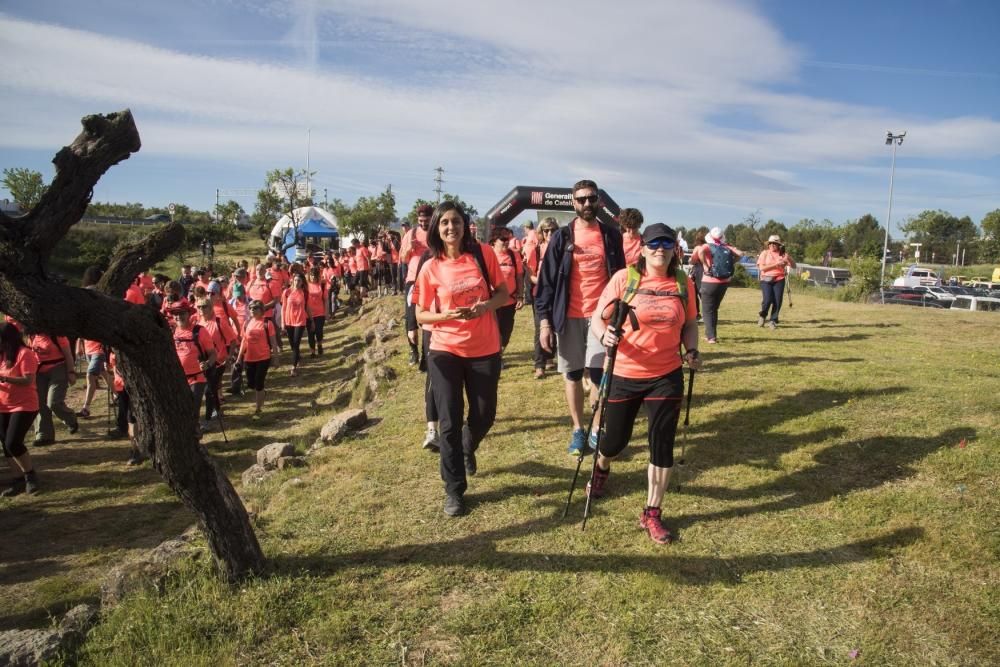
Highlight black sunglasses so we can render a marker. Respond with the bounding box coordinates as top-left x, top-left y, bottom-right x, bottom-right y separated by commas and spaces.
574, 195, 599, 204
